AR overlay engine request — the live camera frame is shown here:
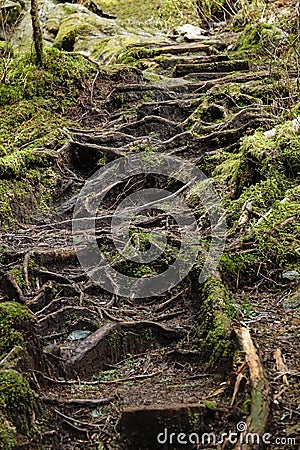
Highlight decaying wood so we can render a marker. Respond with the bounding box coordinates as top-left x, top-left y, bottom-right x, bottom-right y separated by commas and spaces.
175, 60, 249, 77
230, 373, 245, 406
234, 327, 270, 449
149, 42, 214, 56
156, 53, 228, 69
274, 348, 289, 386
